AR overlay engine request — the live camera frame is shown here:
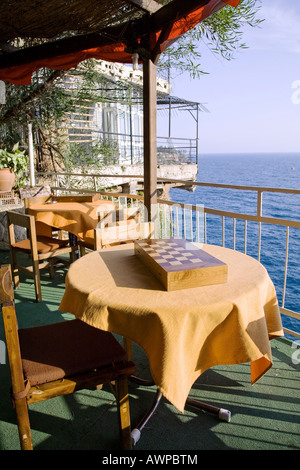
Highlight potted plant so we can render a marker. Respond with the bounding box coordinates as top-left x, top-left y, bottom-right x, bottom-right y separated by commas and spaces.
0, 143, 28, 192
